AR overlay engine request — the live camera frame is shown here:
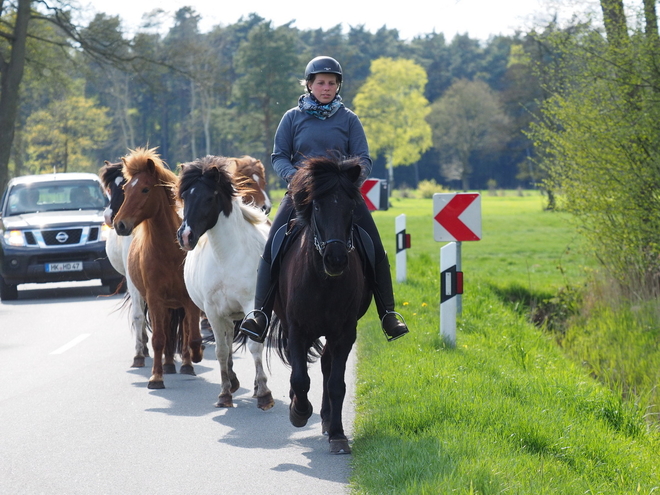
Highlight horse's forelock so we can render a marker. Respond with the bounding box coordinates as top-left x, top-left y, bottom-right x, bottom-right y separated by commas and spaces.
292, 156, 362, 223
122, 147, 168, 181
